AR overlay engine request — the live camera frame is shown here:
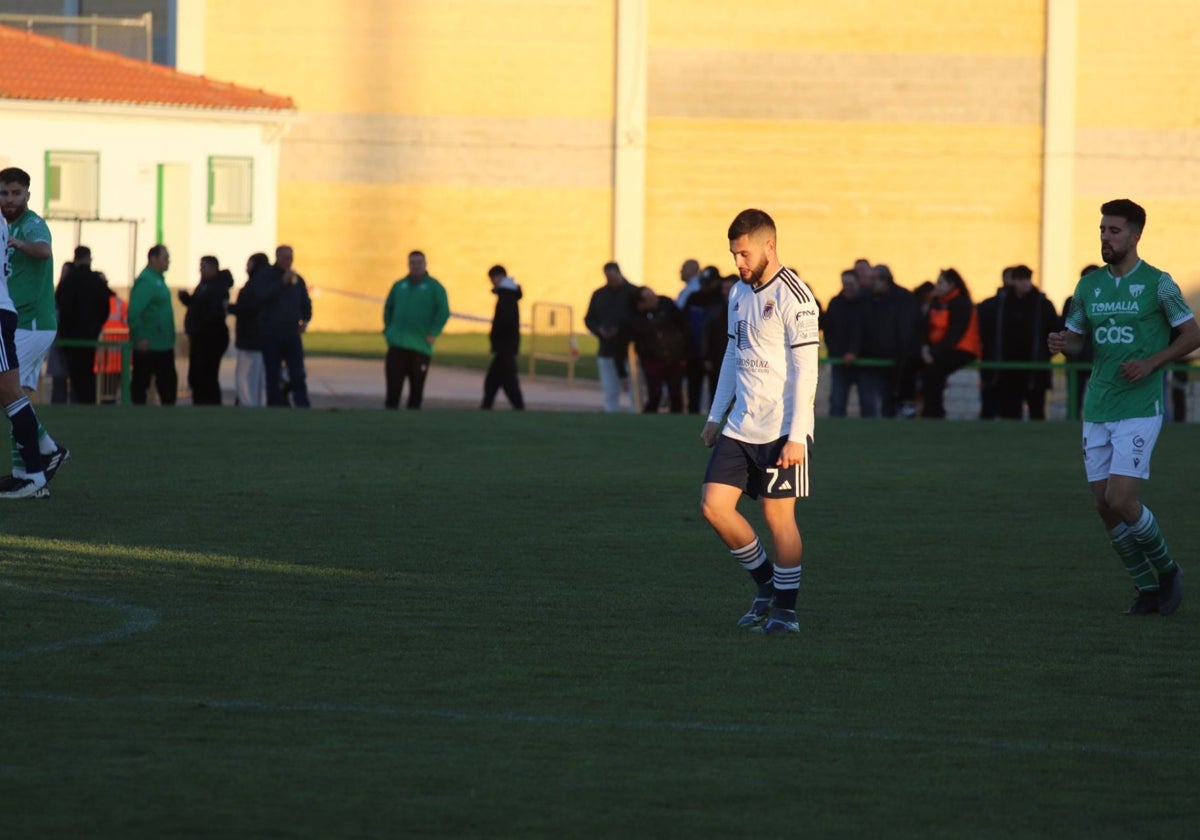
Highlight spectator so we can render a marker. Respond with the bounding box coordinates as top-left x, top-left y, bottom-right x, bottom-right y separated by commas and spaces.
628, 286, 688, 413
1060, 263, 1099, 417
920, 268, 980, 418
230, 252, 270, 407
862, 263, 920, 417
257, 245, 312, 408
128, 244, 178, 405
481, 264, 524, 410
990, 265, 1058, 420
821, 268, 872, 417
383, 250, 449, 409
701, 275, 736, 405
682, 265, 722, 413
976, 266, 1015, 419
584, 261, 637, 413
54, 246, 109, 404
178, 256, 232, 405
675, 258, 702, 308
